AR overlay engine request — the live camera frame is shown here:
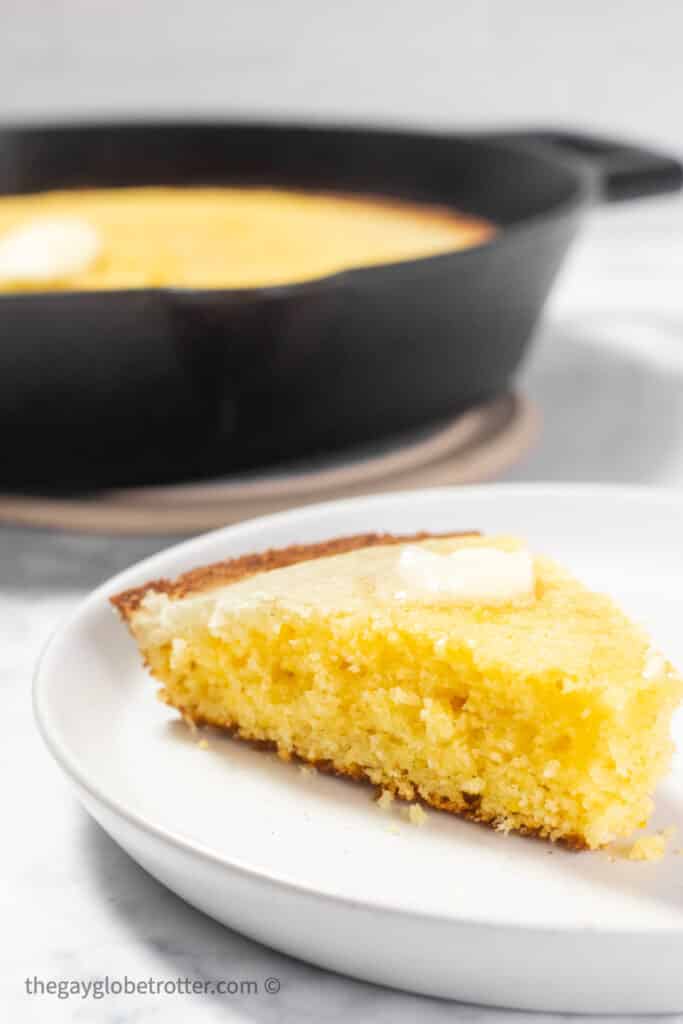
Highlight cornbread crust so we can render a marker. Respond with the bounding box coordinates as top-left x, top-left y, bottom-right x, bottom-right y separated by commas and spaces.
171, 709, 587, 849
111, 530, 477, 619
